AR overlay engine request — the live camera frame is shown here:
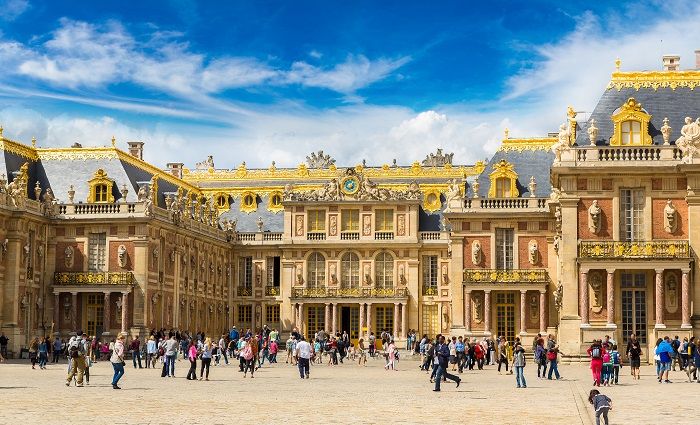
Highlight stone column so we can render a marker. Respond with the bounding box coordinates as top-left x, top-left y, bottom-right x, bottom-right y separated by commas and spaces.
655, 269, 665, 328
120, 292, 128, 333
366, 303, 372, 336
484, 291, 491, 335
71, 292, 78, 331
519, 290, 527, 335
606, 269, 615, 327
359, 303, 365, 338
539, 290, 547, 333
251, 302, 257, 332
324, 303, 330, 332
103, 291, 111, 335
298, 302, 304, 334
464, 289, 472, 332
332, 303, 337, 335
53, 292, 60, 332
579, 269, 589, 326
682, 269, 691, 328
294, 304, 299, 329
401, 302, 407, 340
393, 302, 399, 338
